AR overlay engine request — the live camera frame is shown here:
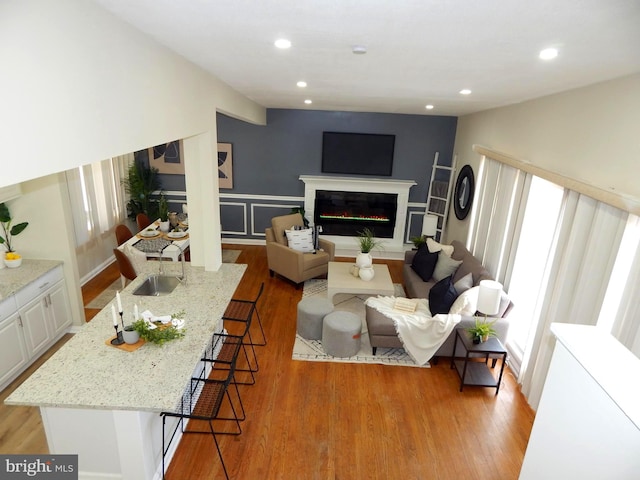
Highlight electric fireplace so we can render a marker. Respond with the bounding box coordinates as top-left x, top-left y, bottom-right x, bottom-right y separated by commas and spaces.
300, 175, 416, 257
314, 190, 397, 237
